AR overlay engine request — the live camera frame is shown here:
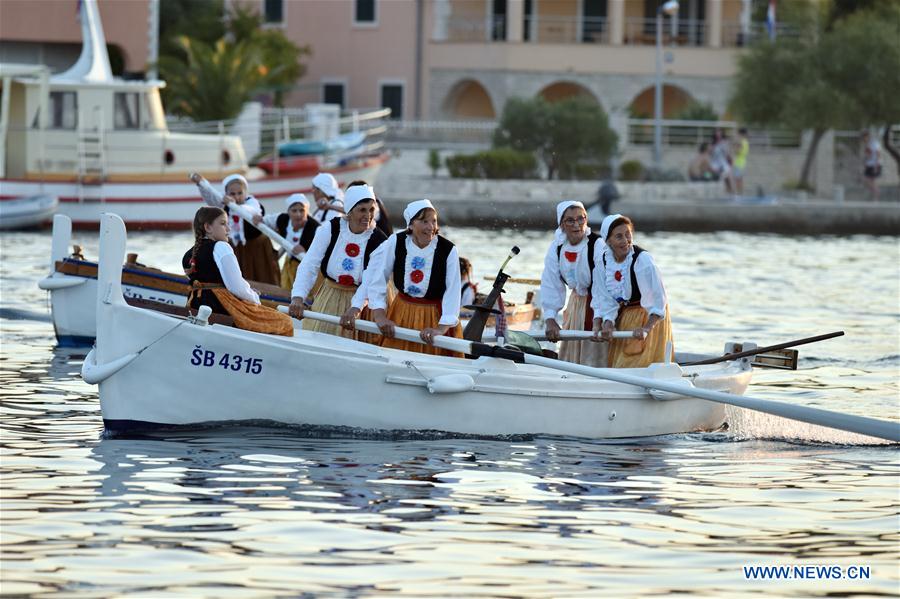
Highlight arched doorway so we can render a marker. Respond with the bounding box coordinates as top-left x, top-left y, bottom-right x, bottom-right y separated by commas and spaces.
441, 79, 495, 119
628, 84, 694, 118
537, 81, 597, 105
